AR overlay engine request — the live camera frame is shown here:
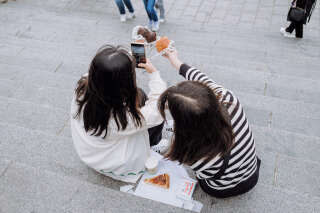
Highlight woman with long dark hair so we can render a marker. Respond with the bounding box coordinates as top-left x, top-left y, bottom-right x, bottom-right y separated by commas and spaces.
280, 0, 317, 38
158, 49, 261, 198
71, 45, 166, 183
